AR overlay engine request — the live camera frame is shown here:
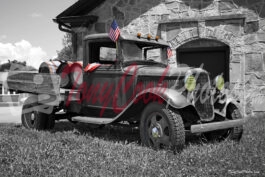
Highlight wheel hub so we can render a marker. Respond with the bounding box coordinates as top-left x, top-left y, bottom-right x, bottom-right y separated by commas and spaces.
31, 113, 35, 121
151, 124, 163, 138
